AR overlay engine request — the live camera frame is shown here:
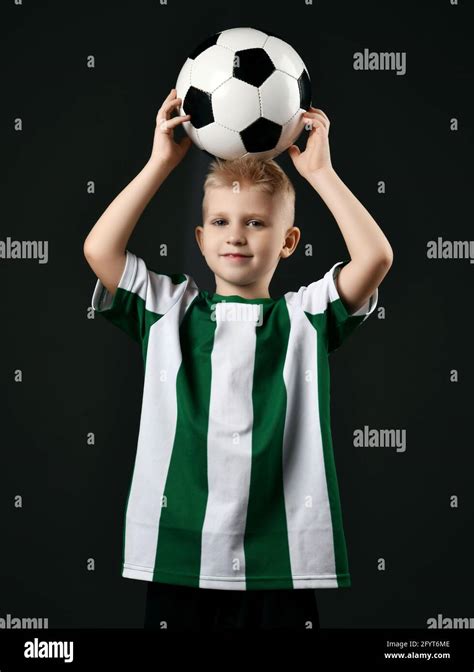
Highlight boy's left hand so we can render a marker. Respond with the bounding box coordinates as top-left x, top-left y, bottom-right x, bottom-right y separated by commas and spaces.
288, 107, 332, 179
